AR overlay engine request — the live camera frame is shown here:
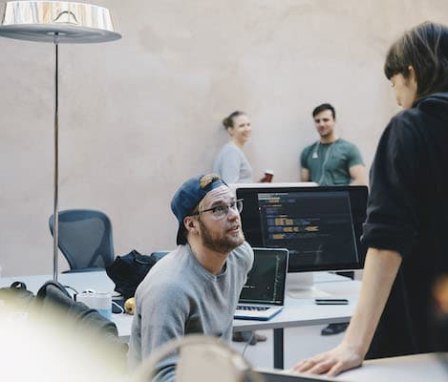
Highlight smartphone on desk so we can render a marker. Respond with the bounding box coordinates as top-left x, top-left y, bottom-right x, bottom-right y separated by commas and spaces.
315, 298, 349, 305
